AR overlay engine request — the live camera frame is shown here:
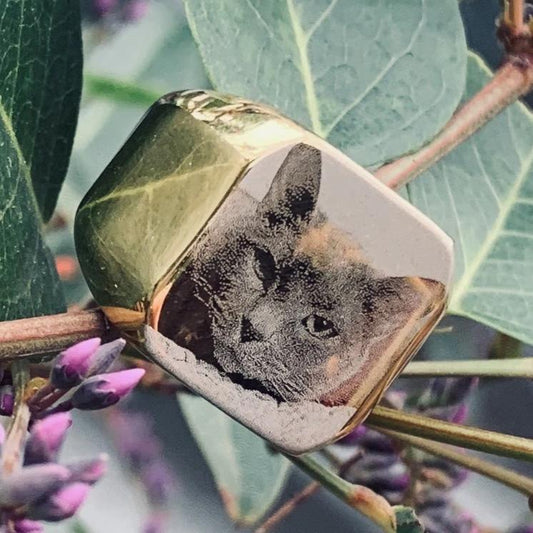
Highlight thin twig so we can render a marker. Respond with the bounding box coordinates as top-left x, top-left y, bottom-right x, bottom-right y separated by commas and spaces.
287, 454, 397, 533
367, 406, 533, 463
377, 428, 533, 501
0, 309, 109, 360
402, 358, 533, 378
1, 361, 31, 475
254, 482, 321, 533
375, 60, 533, 189
255, 450, 363, 533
